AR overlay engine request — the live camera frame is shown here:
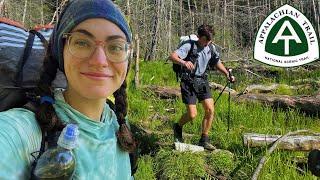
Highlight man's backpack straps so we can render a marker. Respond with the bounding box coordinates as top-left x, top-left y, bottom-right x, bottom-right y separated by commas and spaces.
173, 40, 196, 82
14, 30, 48, 87
207, 43, 219, 70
